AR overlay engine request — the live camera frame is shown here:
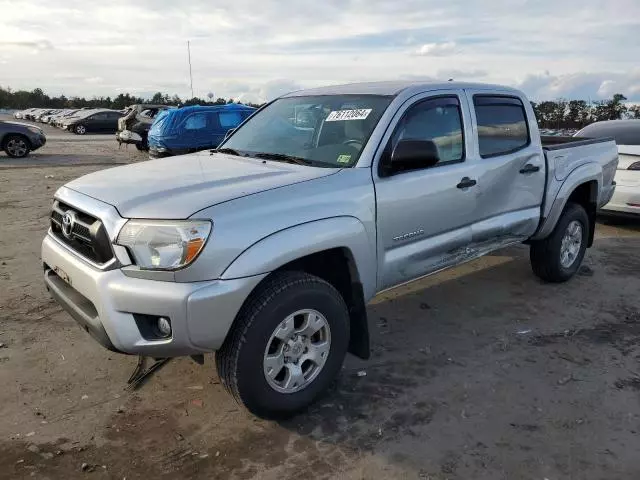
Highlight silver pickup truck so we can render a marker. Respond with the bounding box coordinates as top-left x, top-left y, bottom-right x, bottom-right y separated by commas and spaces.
42, 81, 617, 417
